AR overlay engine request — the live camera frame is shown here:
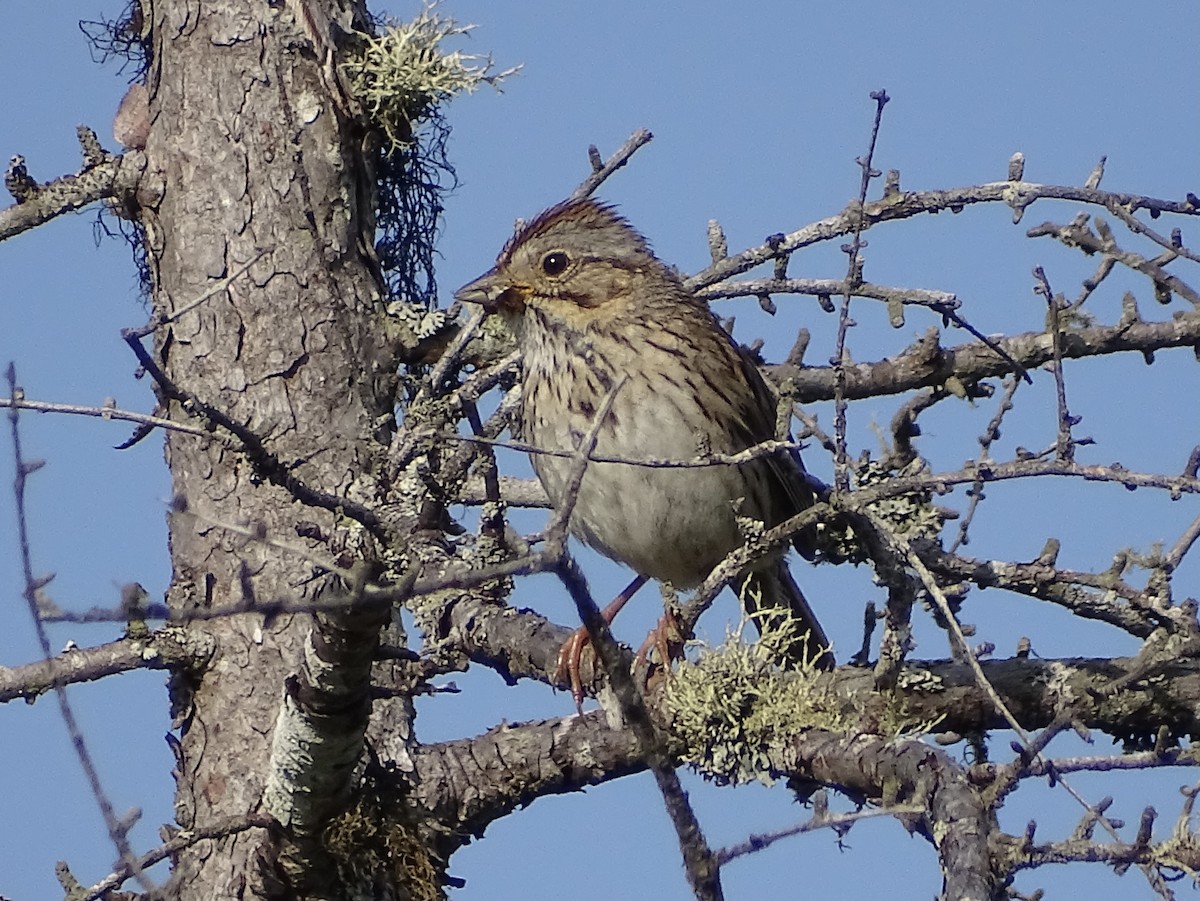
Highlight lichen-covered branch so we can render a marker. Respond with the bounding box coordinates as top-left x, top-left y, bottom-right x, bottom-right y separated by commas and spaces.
771, 313, 1200, 403
0, 628, 211, 703
262, 564, 402, 892
0, 150, 146, 242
